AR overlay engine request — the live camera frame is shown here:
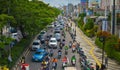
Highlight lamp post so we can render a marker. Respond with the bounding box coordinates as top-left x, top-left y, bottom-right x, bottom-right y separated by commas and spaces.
112, 0, 115, 35
99, 36, 106, 70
